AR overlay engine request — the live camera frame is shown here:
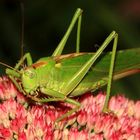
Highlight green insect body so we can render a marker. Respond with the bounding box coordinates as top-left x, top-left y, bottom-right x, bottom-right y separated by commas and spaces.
21, 51, 139, 98
3, 8, 140, 122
